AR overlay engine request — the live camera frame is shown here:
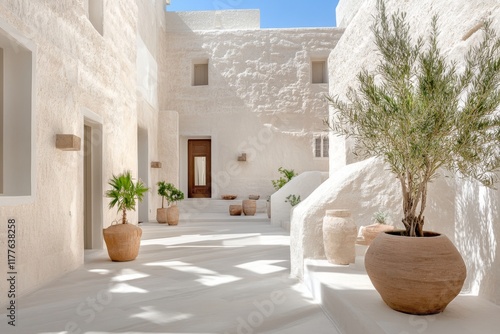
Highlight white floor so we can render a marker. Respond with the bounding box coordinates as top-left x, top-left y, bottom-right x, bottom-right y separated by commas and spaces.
1, 218, 340, 334
304, 258, 500, 334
